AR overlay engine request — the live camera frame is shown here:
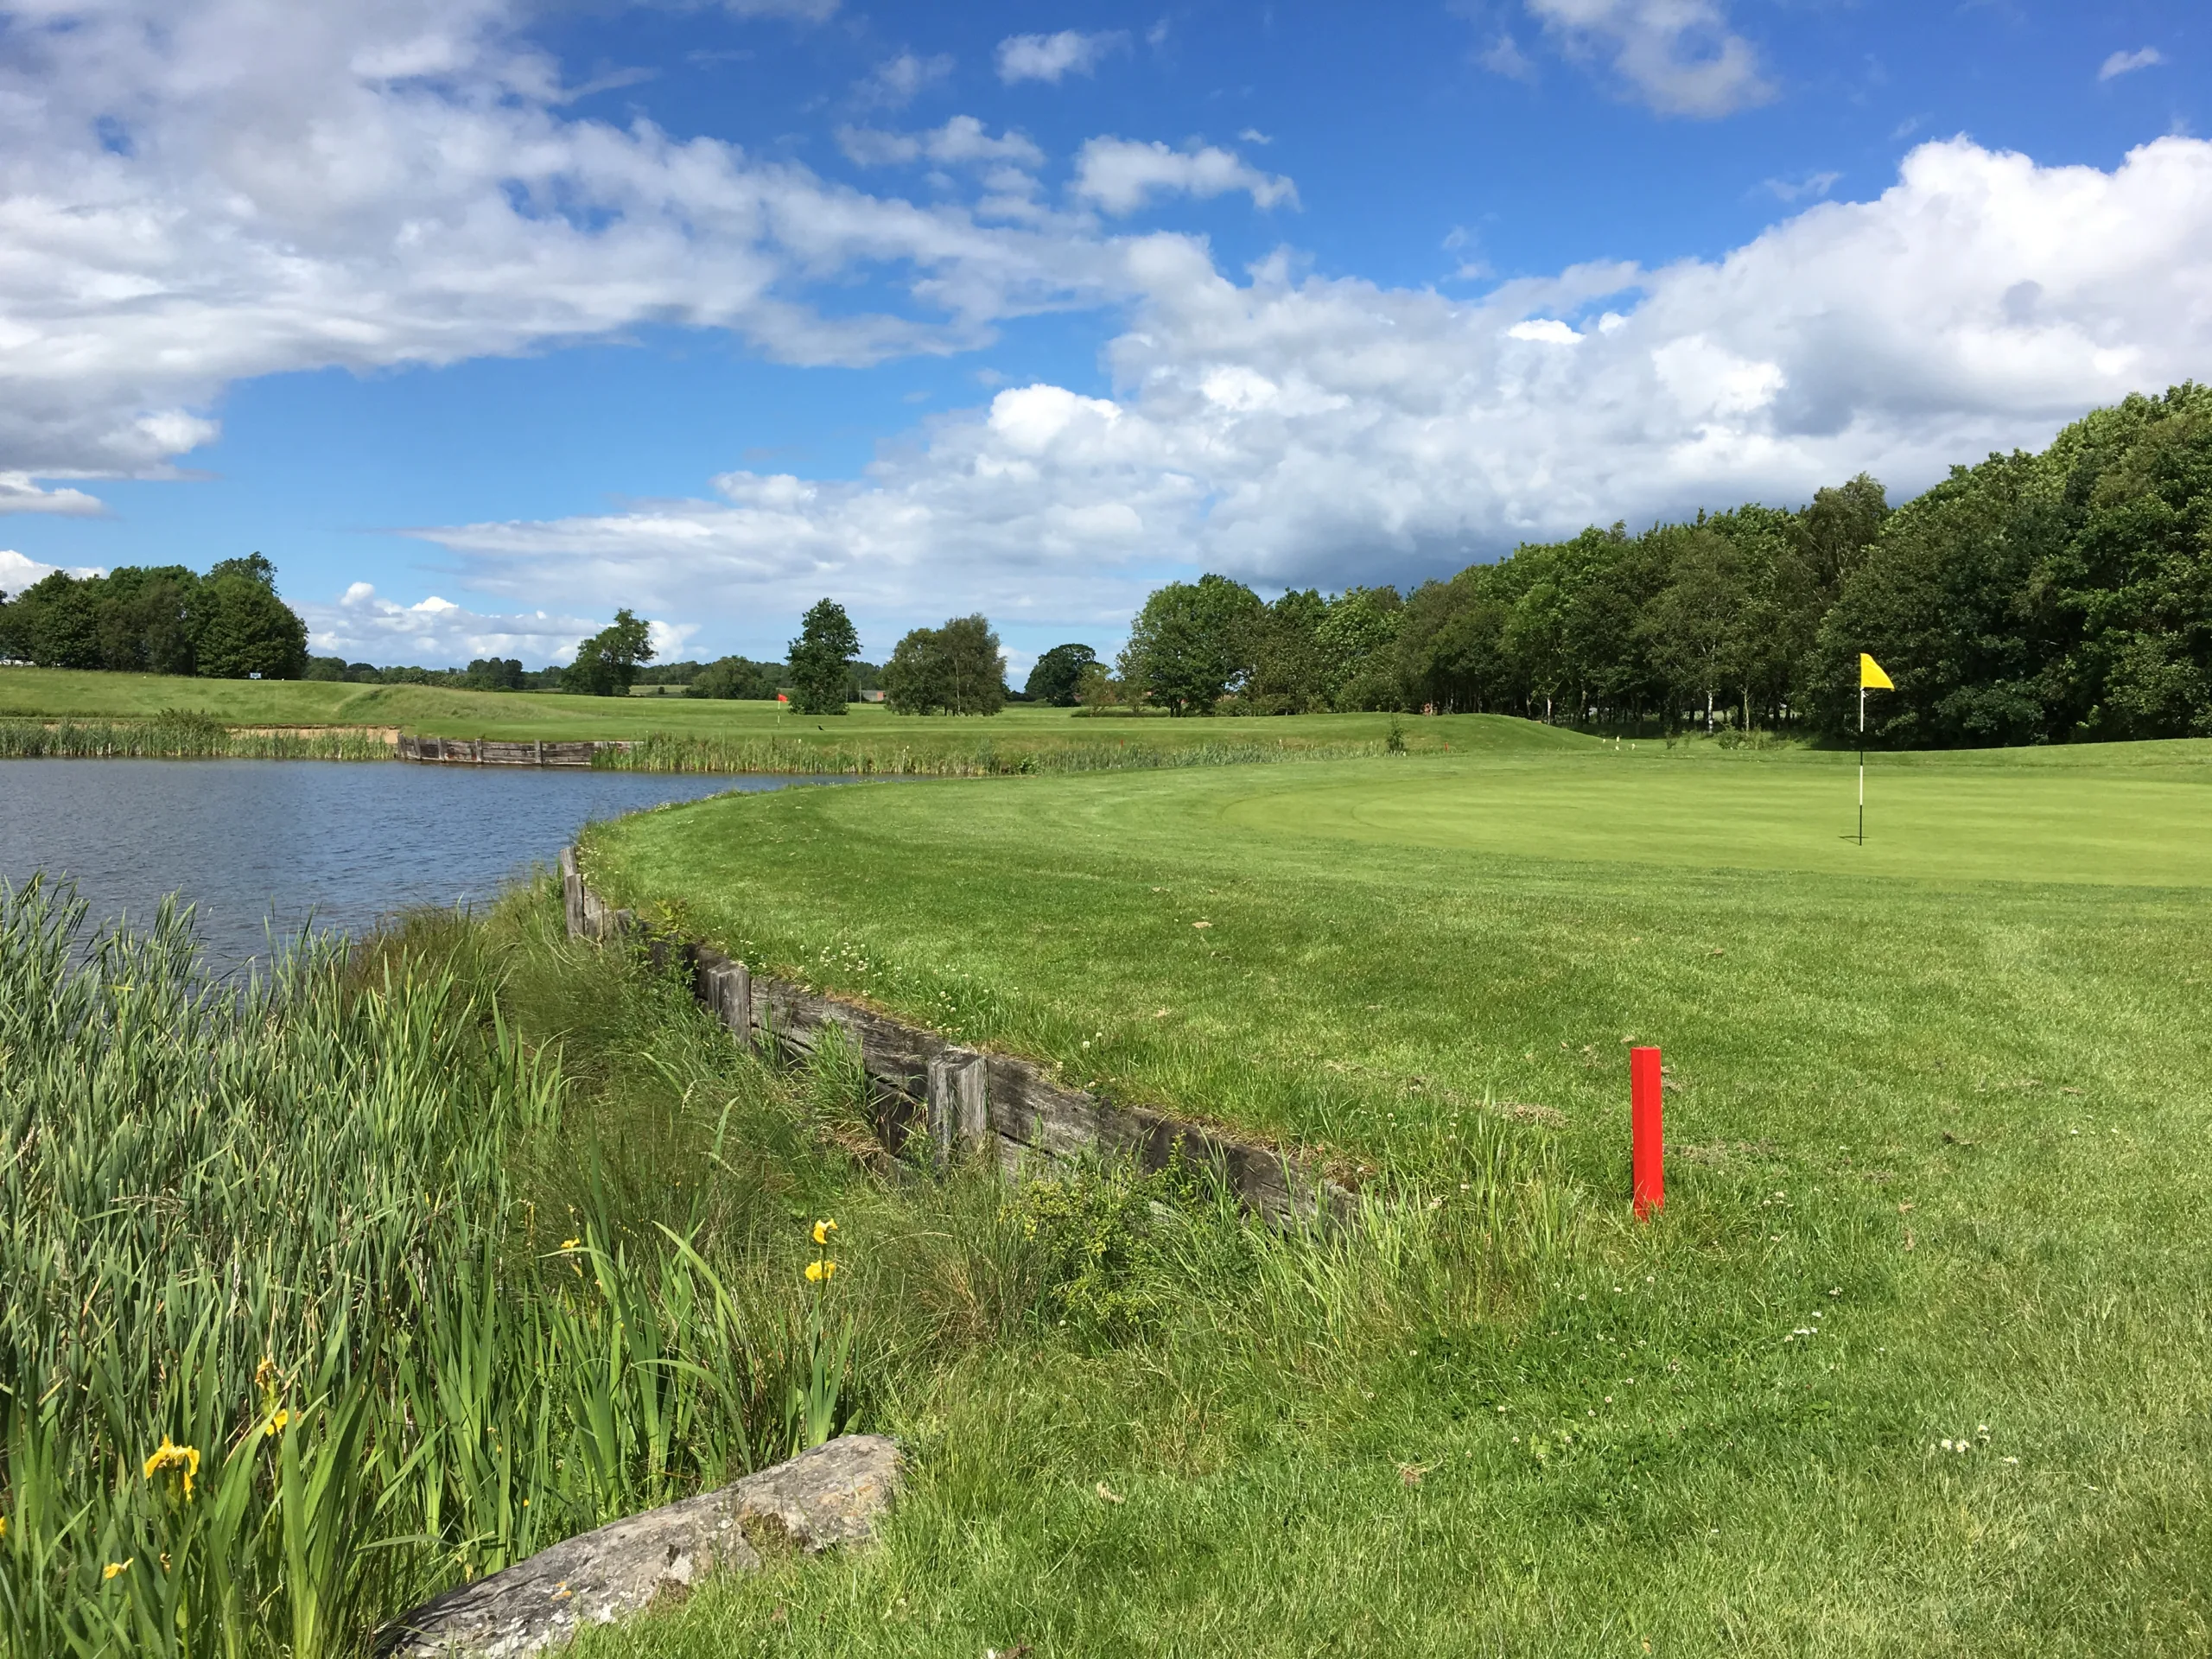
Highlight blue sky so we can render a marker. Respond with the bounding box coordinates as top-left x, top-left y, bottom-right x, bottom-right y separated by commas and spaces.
0, 0, 2204, 674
